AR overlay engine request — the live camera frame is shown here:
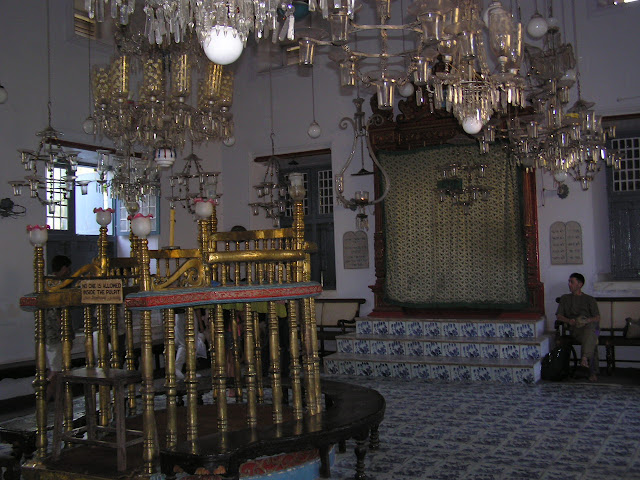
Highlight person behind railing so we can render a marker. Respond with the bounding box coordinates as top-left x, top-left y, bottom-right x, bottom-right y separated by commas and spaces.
175, 307, 208, 380
45, 255, 73, 402
556, 272, 600, 382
